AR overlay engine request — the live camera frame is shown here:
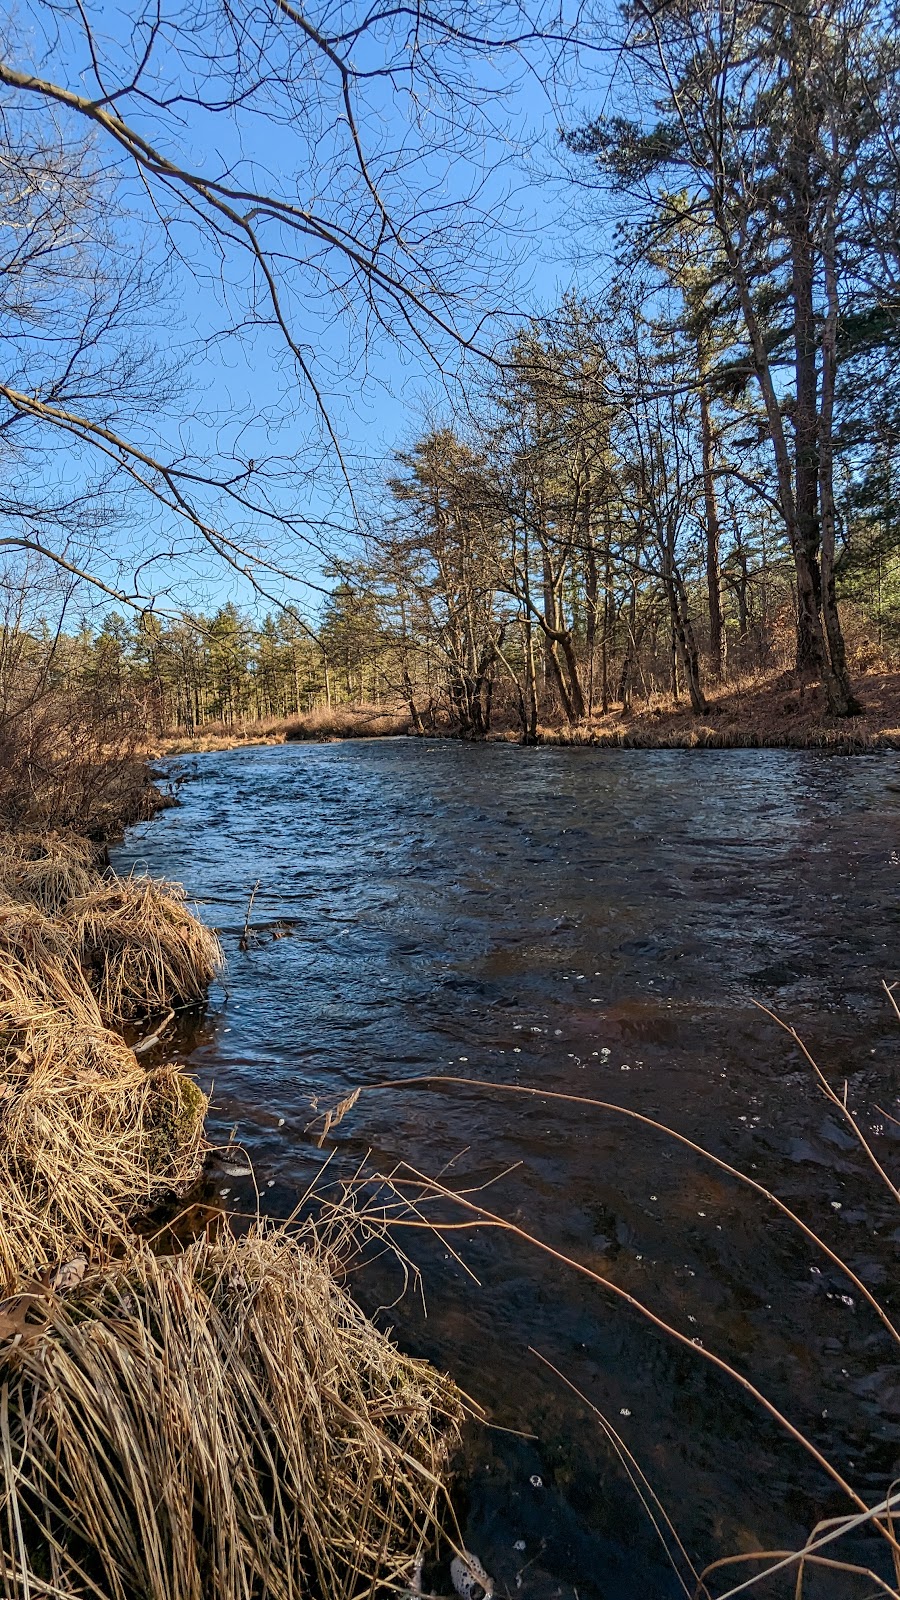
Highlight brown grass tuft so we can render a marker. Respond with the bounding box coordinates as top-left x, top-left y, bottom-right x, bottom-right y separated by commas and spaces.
0, 977, 207, 1294
0, 1223, 463, 1600
285, 704, 414, 741
0, 832, 224, 1026
0, 830, 464, 1600
0, 837, 215, 1291
0, 897, 92, 1018
64, 875, 224, 1026
0, 829, 98, 915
